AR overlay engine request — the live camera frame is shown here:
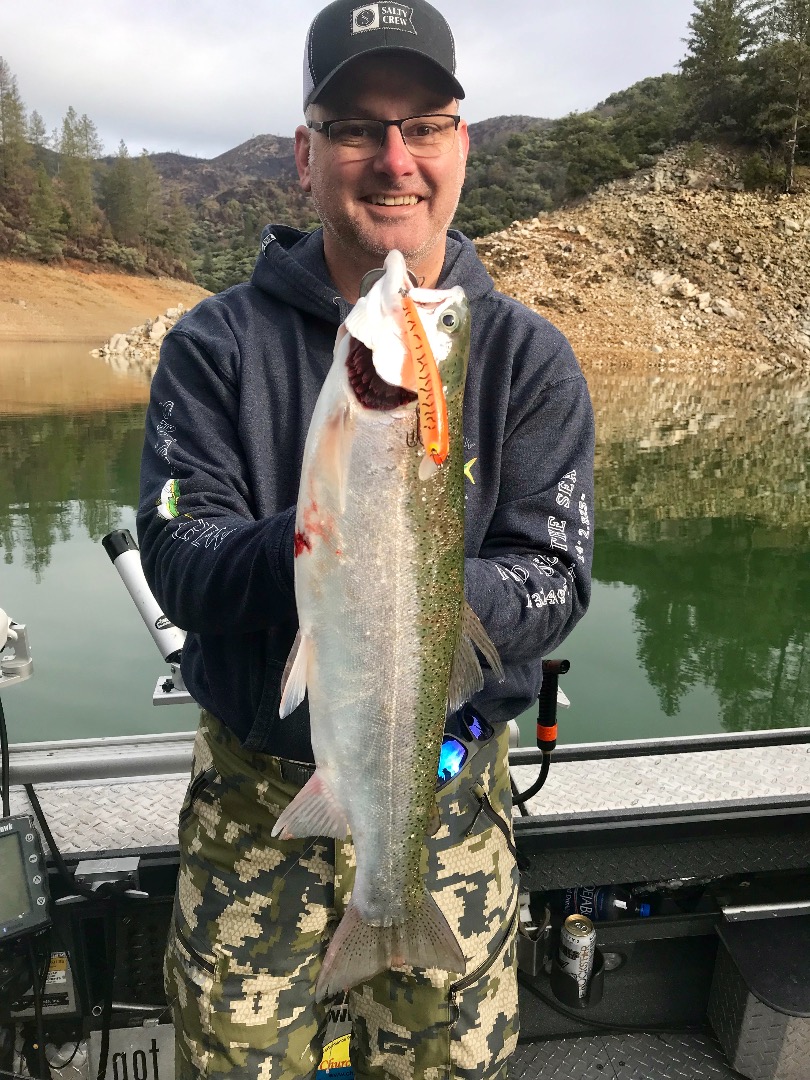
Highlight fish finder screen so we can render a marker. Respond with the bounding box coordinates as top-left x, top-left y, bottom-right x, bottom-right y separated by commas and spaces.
0, 832, 30, 927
